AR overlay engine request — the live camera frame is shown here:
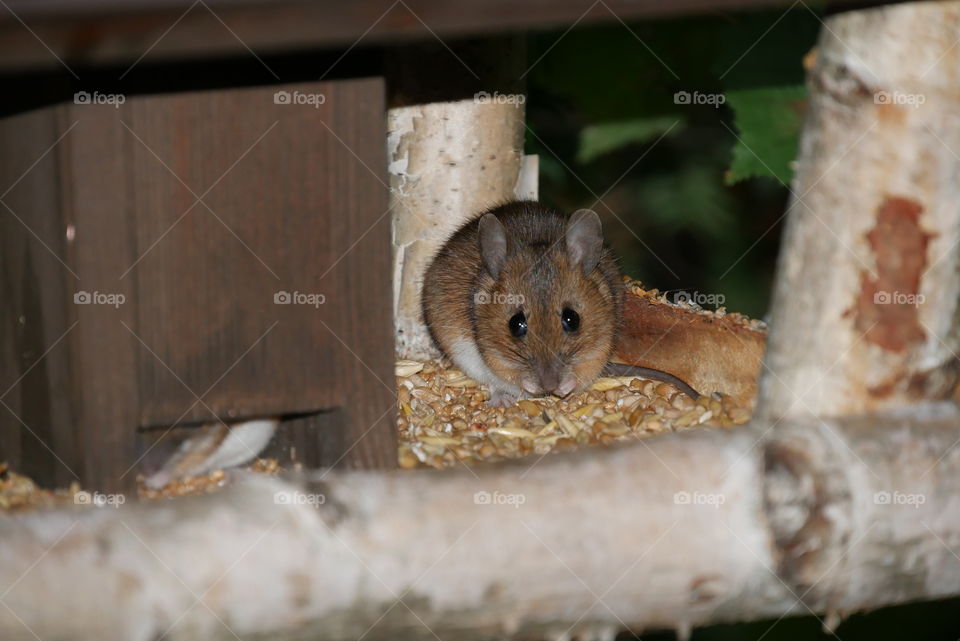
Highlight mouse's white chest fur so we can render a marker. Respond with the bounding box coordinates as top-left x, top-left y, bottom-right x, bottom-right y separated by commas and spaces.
448, 336, 522, 406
